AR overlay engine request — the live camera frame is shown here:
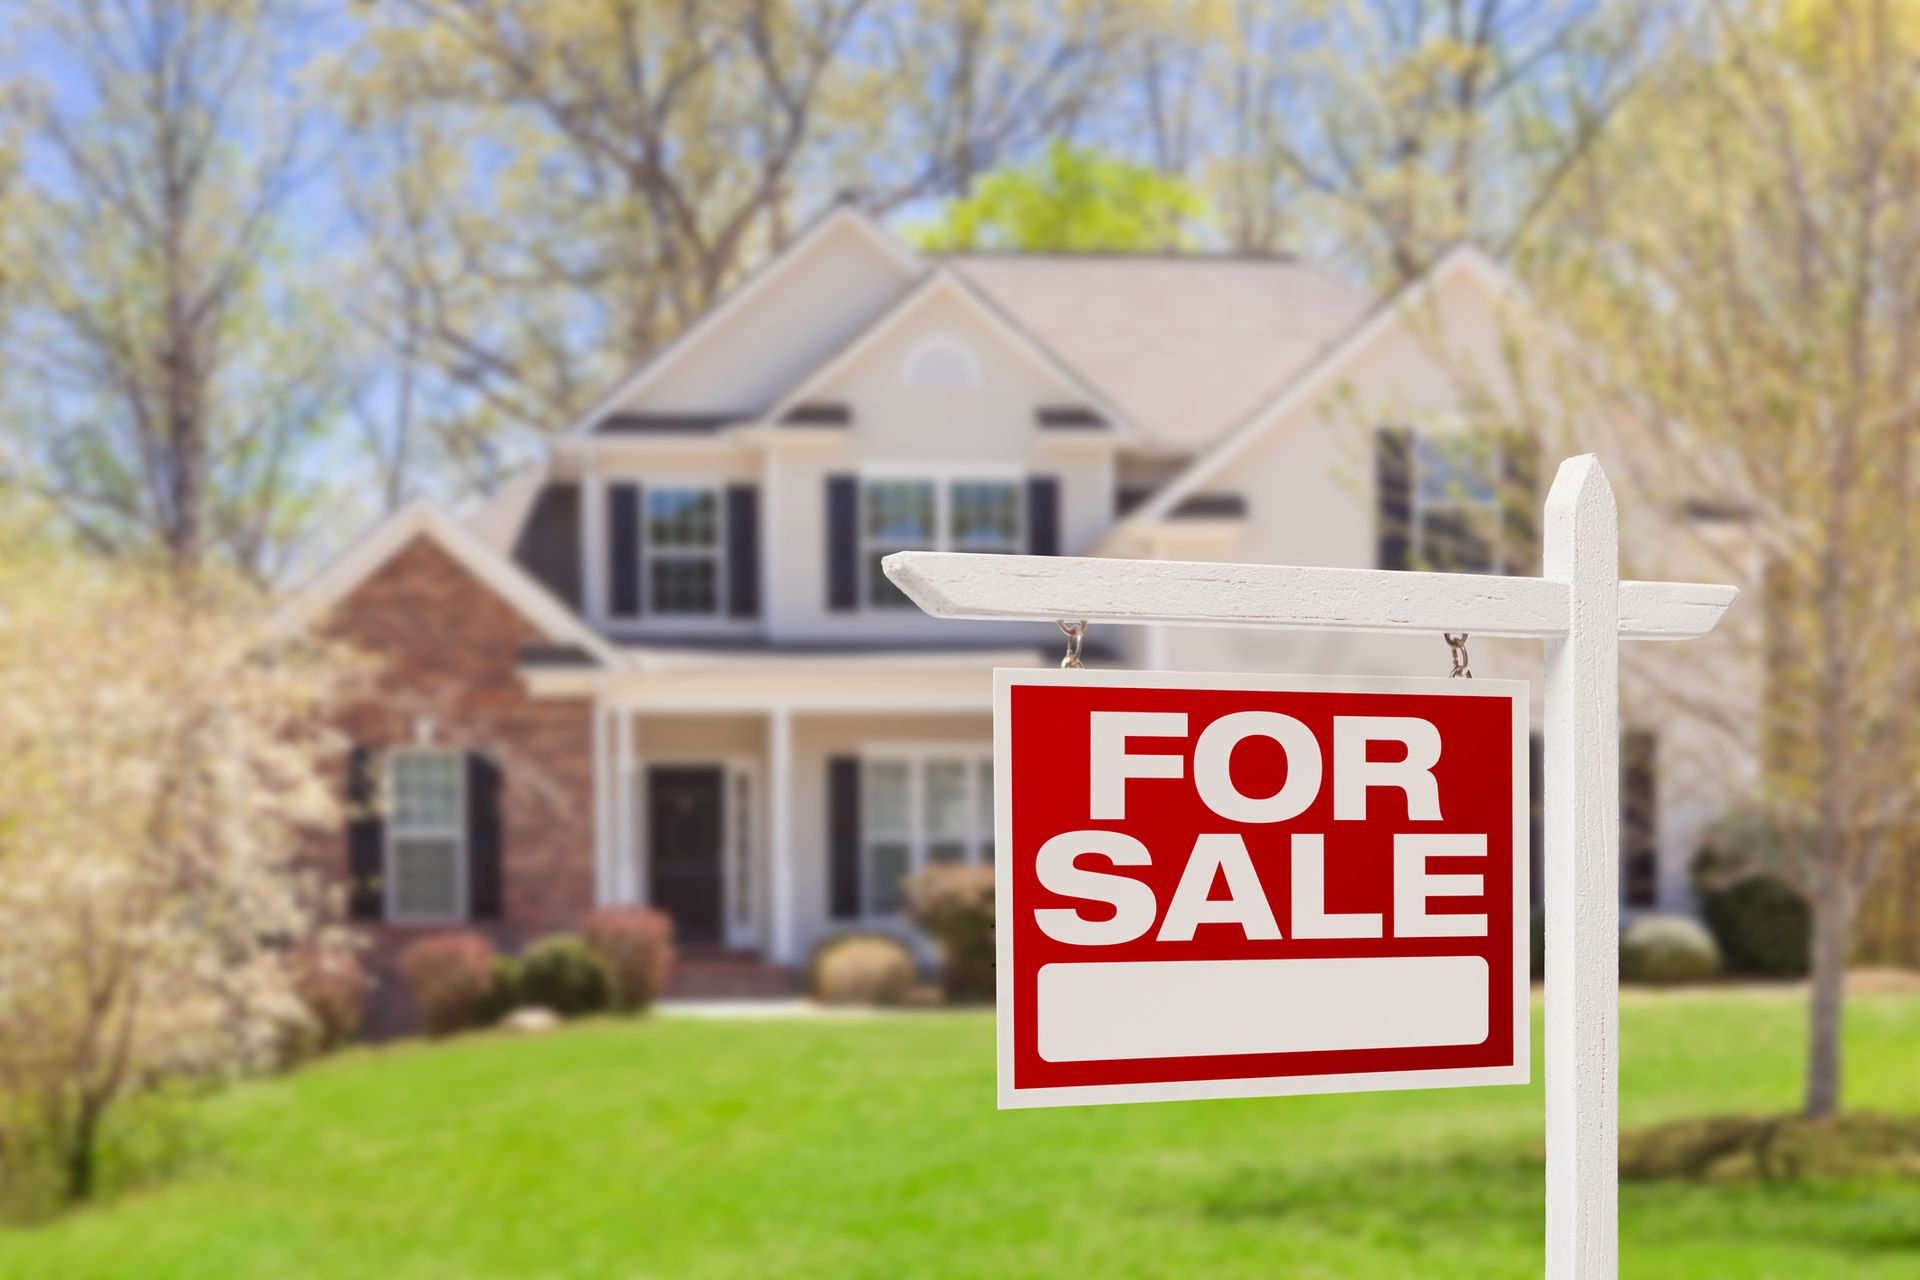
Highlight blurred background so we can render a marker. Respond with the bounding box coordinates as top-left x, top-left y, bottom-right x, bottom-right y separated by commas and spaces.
2, 1, 1919, 1276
